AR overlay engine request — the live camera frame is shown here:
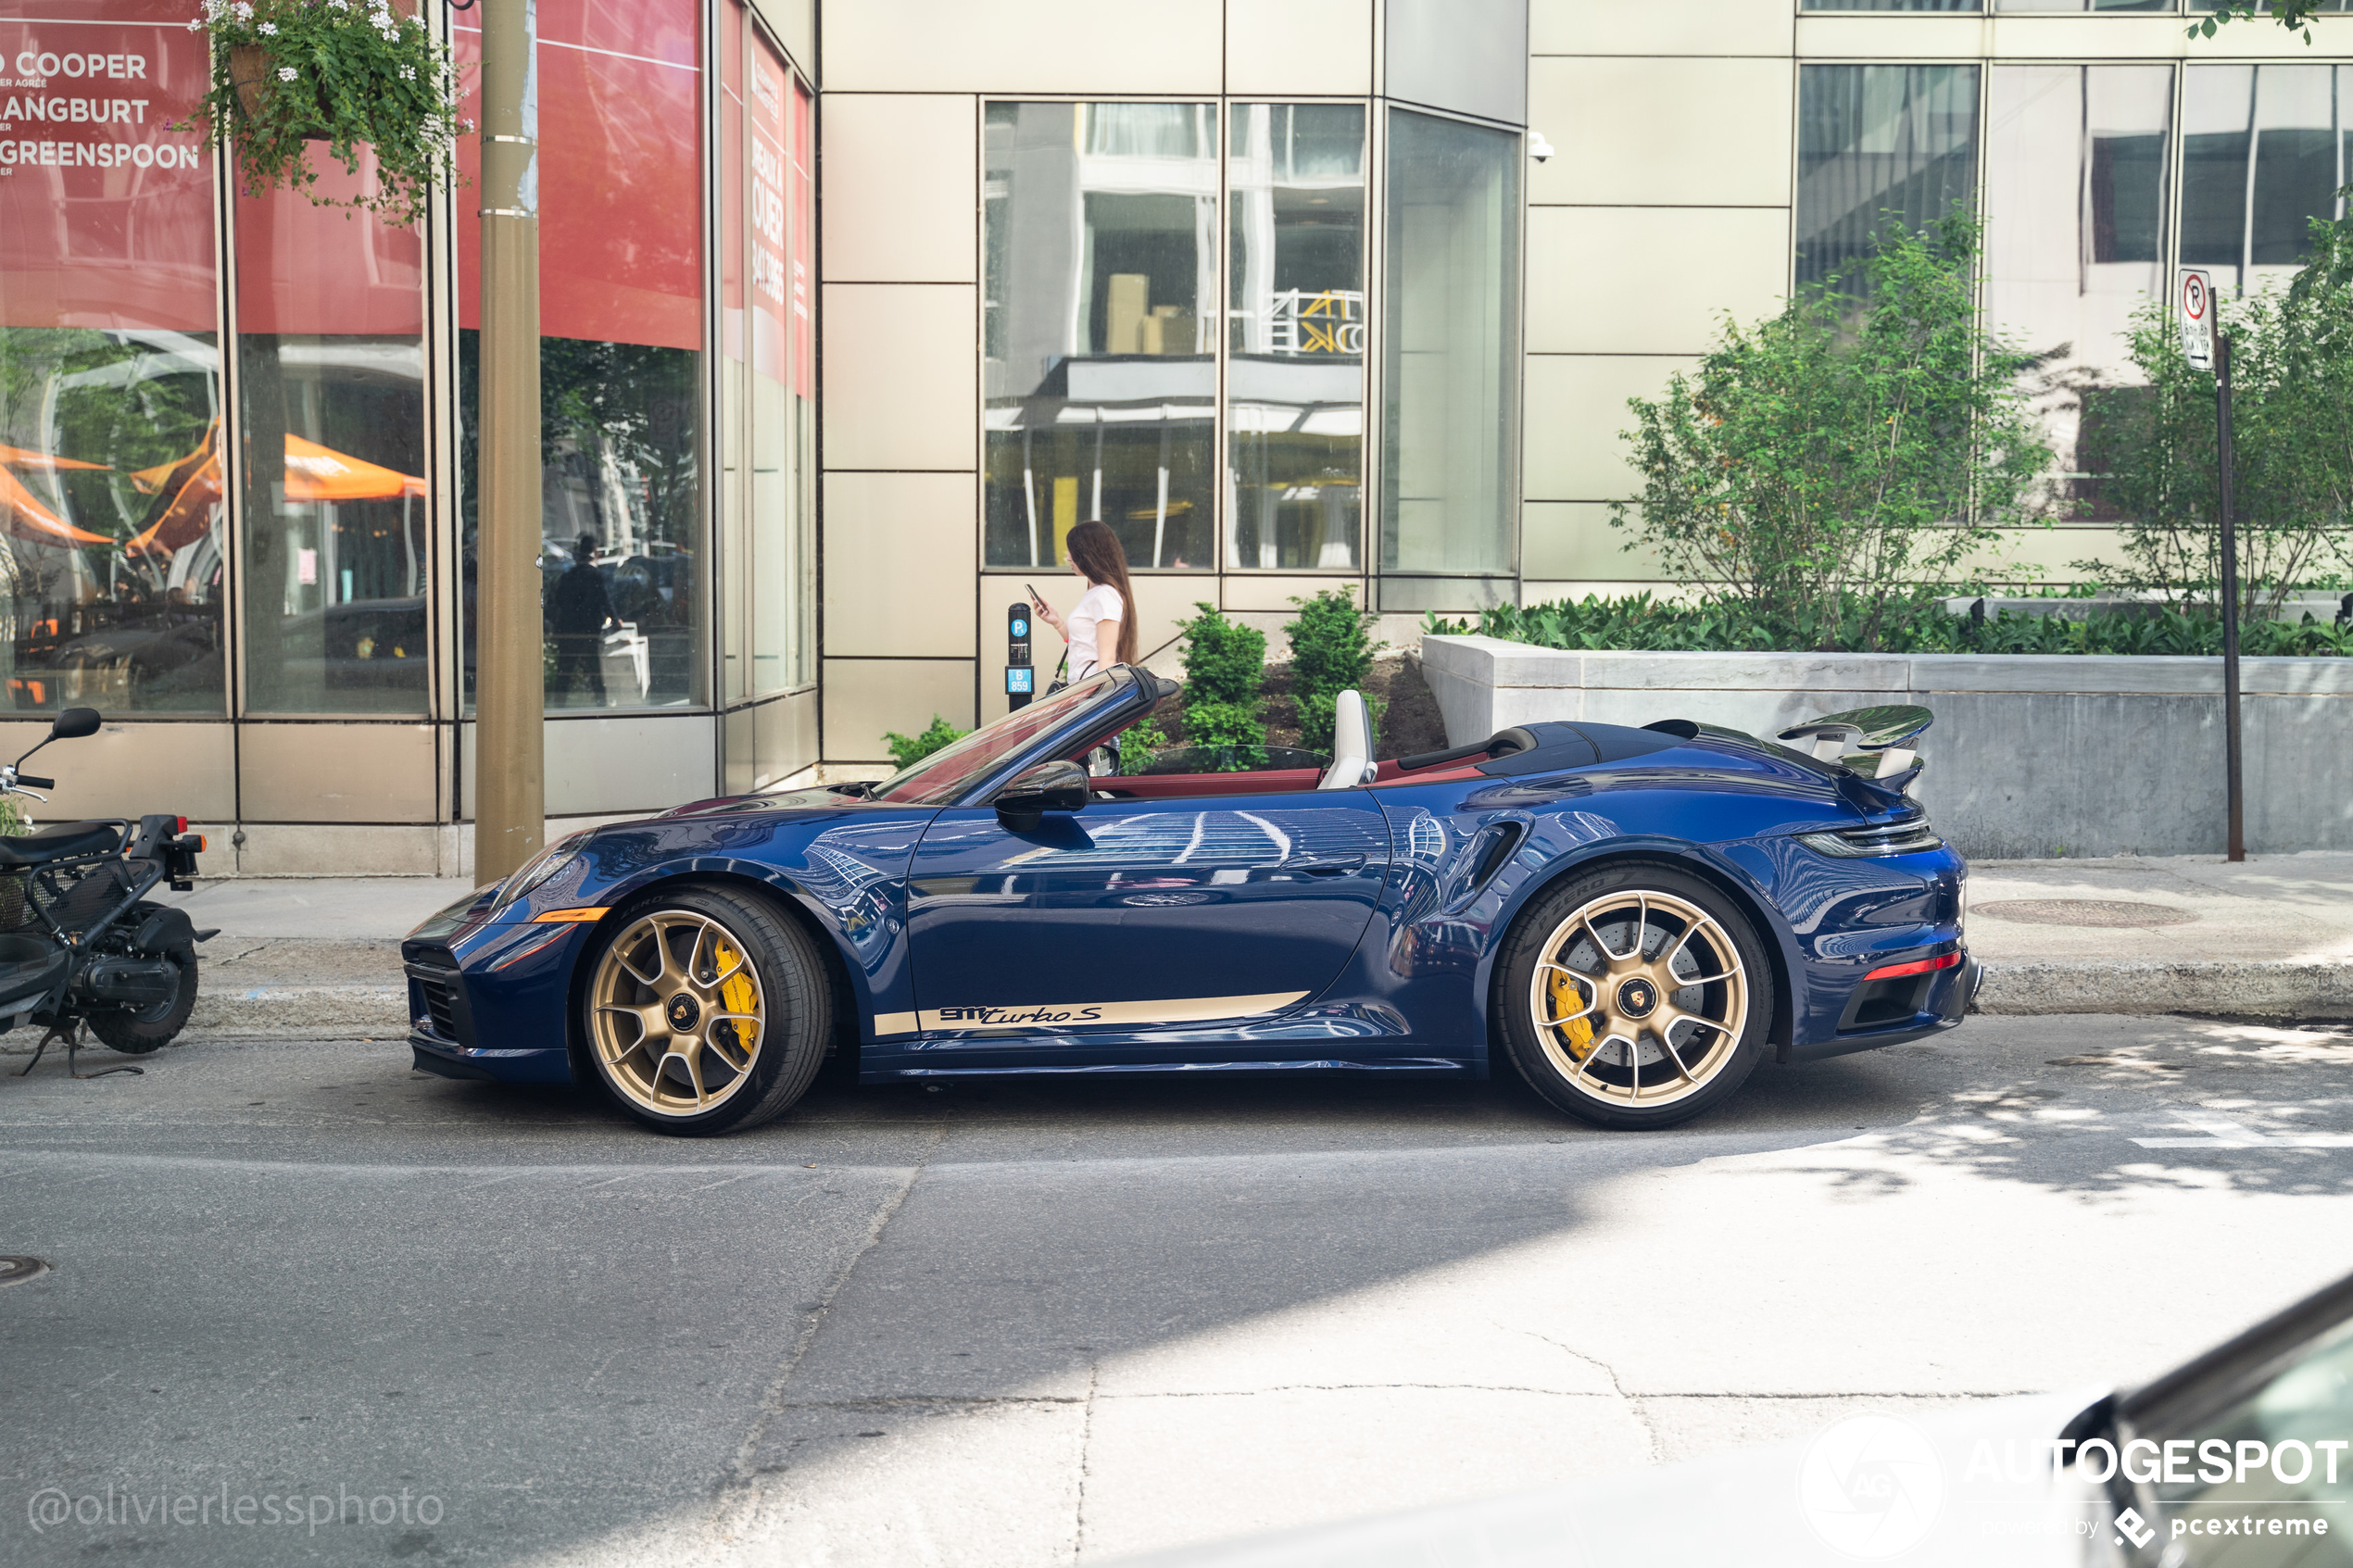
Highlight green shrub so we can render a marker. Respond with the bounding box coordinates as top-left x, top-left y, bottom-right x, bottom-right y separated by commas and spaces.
1176, 602, 1266, 709
1180, 700, 1267, 771
882, 714, 968, 771
1615, 214, 2050, 651
1284, 587, 1386, 754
